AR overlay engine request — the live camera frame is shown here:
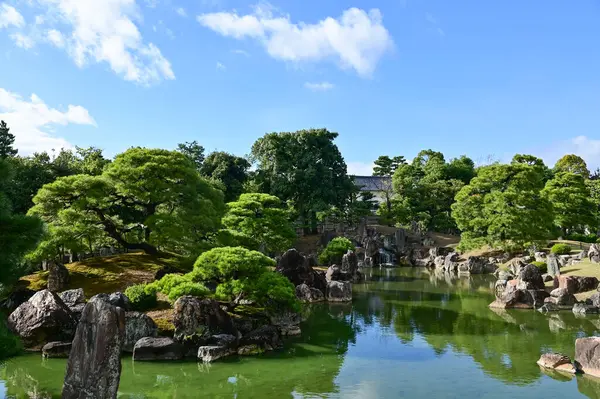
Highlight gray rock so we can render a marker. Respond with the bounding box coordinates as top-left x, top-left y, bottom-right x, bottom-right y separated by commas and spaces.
207, 334, 237, 348
62, 298, 125, 399
506, 258, 527, 276
586, 292, 600, 307
534, 252, 547, 262
270, 311, 301, 336
69, 303, 86, 322
576, 337, 600, 377
545, 288, 577, 308
59, 288, 85, 307
458, 256, 498, 275
589, 244, 600, 264
537, 353, 576, 374
7, 289, 77, 348
133, 337, 183, 361
341, 250, 358, 276
443, 252, 460, 273
325, 265, 350, 282
573, 303, 600, 315
547, 254, 560, 277
90, 292, 131, 311
123, 311, 158, 352
542, 274, 554, 283
42, 341, 72, 358
276, 249, 327, 292
239, 325, 283, 352
326, 280, 352, 302
558, 255, 572, 267
197, 345, 234, 363
517, 264, 545, 290
47, 262, 70, 292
